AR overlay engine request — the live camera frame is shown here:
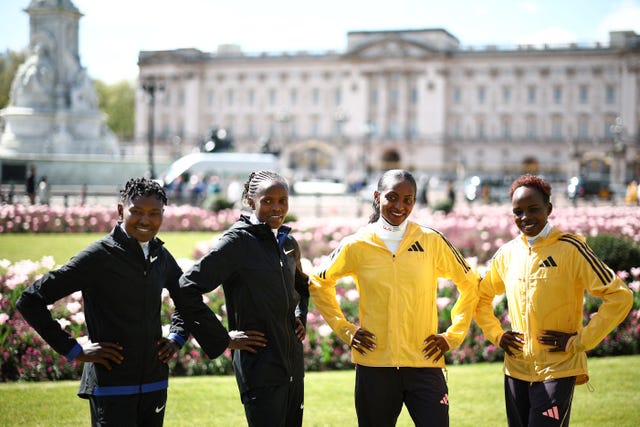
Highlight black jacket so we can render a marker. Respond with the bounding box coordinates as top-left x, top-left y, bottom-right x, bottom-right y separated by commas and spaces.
179, 215, 310, 393
16, 225, 188, 397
